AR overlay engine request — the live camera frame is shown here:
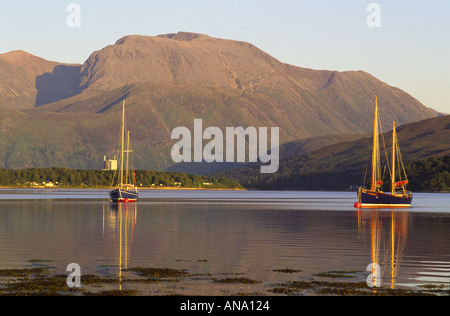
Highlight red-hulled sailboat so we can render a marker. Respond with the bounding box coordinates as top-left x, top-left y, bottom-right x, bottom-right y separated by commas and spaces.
355, 96, 413, 209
